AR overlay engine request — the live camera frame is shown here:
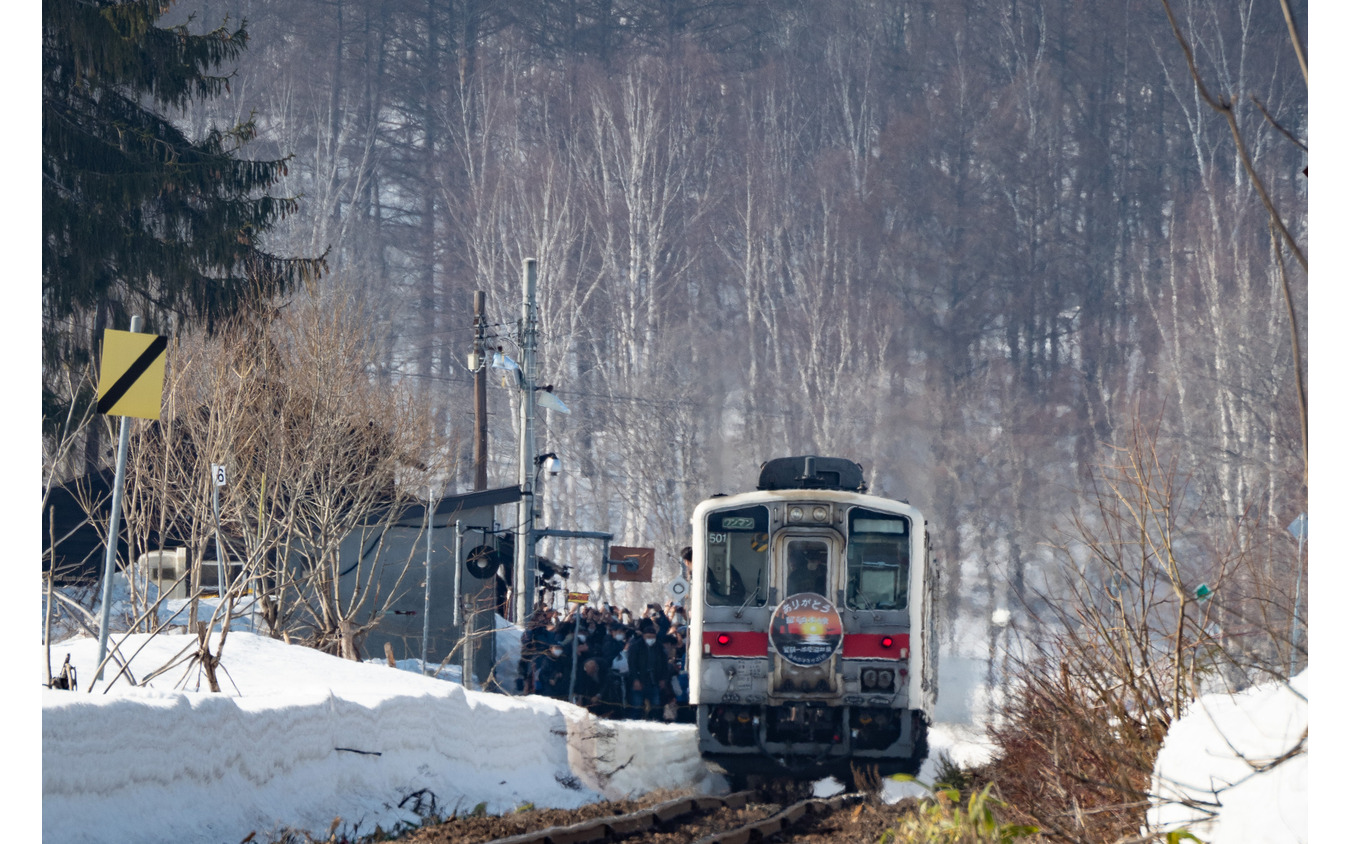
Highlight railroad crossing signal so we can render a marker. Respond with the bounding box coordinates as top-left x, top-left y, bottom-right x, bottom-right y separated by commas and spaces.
96, 329, 167, 419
